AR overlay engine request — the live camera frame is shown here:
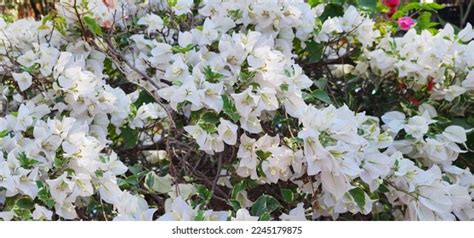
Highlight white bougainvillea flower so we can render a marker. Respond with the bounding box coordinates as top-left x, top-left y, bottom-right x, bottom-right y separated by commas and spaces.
232, 88, 259, 116
32, 205, 53, 221
12, 72, 32, 91
200, 81, 224, 112
17, 50, 37, 68
458, 23, 474, 42
114, 192, 157, 221
280, 203, 307, 221
0, 159, 15, 195
232, 208, 259, 221
13, 167, 39, 199
0, 0, 473, 222
159, 197, 196, 221
137, 14, 164, 34
46, 173, 75, 205
173, 0, 193, 15
217, 119, 238, 145
404, 115, 432, 140
442, 125, 468, 144
0, 211, 15, 221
